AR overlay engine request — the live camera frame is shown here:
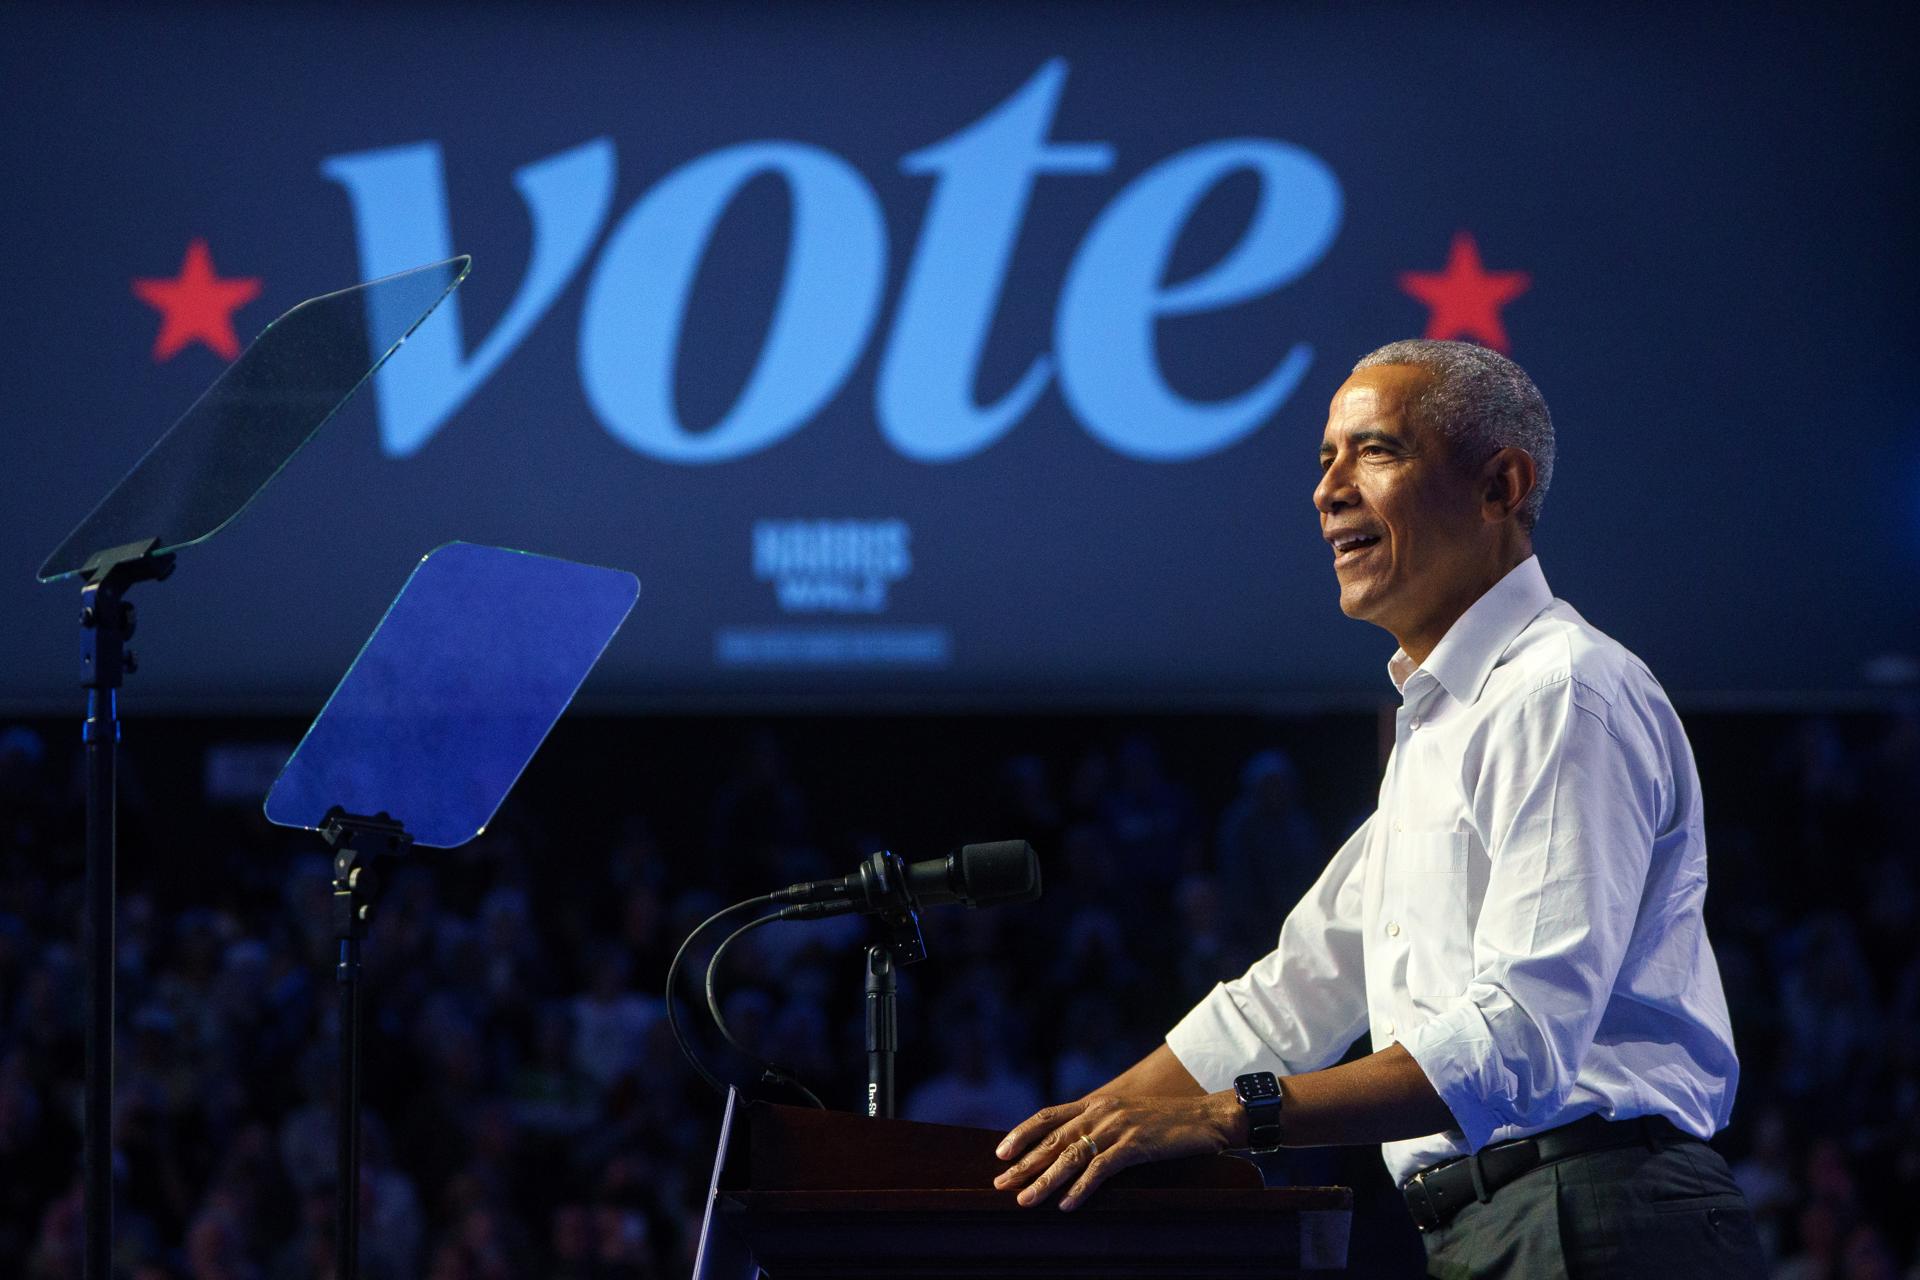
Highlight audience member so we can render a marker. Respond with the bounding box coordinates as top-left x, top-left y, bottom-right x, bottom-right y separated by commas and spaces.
1214, 749, 1320, 953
